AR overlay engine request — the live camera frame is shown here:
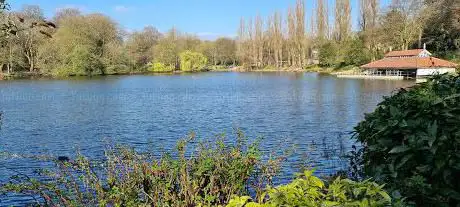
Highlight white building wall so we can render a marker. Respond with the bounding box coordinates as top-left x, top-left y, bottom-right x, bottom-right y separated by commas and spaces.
416, 68, 456, 76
